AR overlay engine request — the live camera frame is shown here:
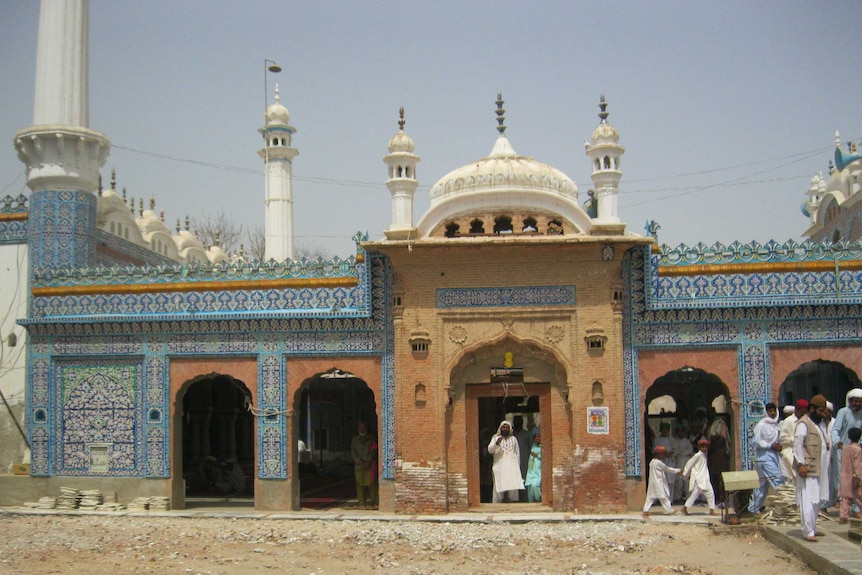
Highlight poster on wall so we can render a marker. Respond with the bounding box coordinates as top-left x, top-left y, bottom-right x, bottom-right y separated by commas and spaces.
587, 406, 609, 434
